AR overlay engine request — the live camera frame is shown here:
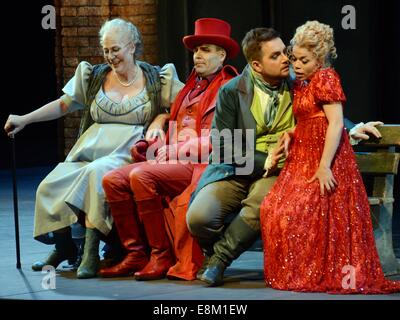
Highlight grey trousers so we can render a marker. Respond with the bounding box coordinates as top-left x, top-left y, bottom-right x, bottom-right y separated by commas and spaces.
186, 174, 278, 253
